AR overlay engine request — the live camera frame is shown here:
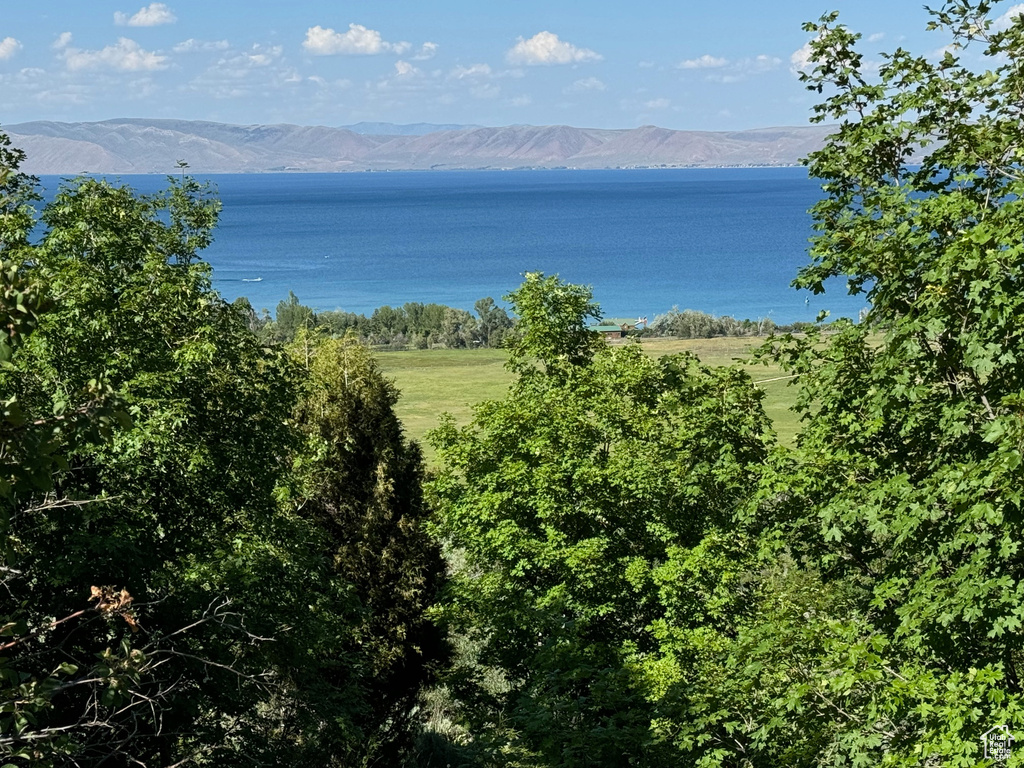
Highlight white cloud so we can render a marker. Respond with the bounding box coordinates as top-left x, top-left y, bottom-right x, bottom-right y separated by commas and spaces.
867, 32, 886, 43
644, 97, 670, 109
173, 38, 229, 53
448, 63, 492, 79
678, 54, 727, 69
0, 37, 21, 61
302, 24, 408, 56
52, 32, 73, 50
413, 42, 439, 60
214, 44, 283, 75
507, 95, 532, 106
394, 60, 419, 77
638, 60, 655, 68
187, 44, 296, 100
565, 76, 605, 93
994, 4, 1024, 31
506, 31, 601, 65
373, 60, 443, 94
114, 3, 177, 27
745, 54, 780, 72
248, 45, 282, 67
927, 43, 960, 62
125, 76, 158, 100
63, 38, 168, 72
695, 54, 781, 83
790, 41, 814, 76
